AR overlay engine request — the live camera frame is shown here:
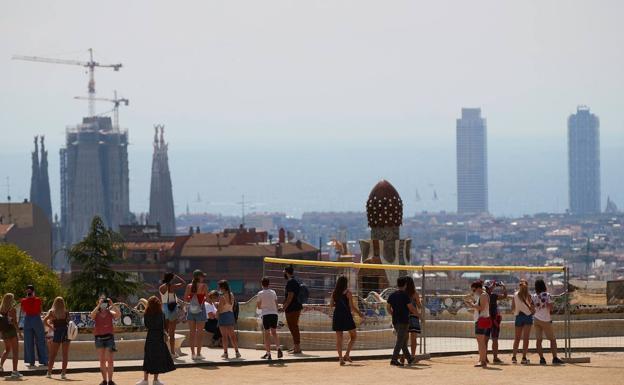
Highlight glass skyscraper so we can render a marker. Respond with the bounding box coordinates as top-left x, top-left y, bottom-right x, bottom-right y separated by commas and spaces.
456, 108, 488, 215
568, 106, 600, 215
